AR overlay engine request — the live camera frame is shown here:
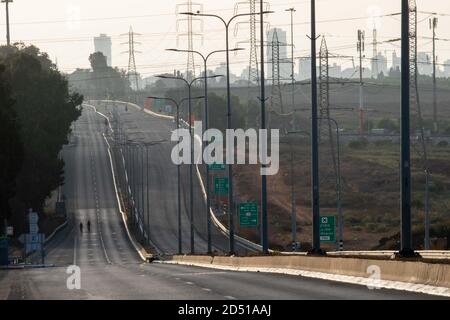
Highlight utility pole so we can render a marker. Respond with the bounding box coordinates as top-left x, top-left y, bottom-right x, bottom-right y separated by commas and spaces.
398, 0, 416, 258
260, 0, 269, 254
2, 0, 12, 46
357, 30, 365, 136
430, 16, 438, 133
309, 0, 323, 255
